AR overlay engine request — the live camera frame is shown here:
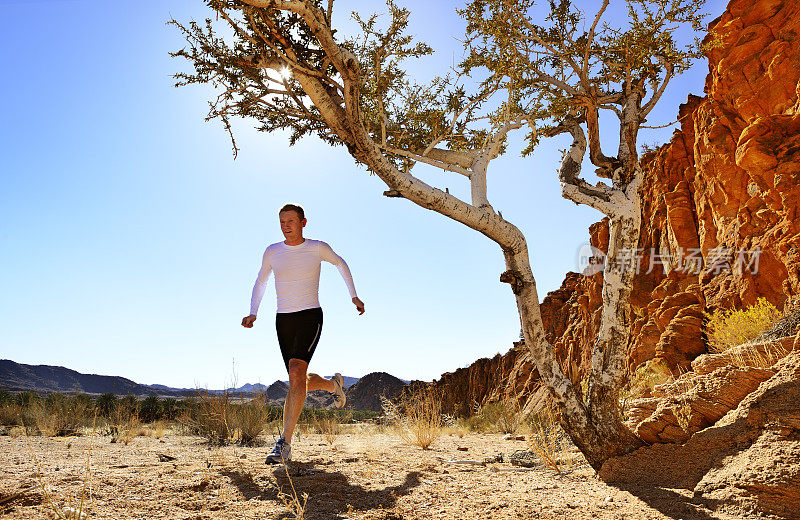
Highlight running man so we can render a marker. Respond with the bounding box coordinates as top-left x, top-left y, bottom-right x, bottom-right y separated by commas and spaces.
241, 204, 365, 464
